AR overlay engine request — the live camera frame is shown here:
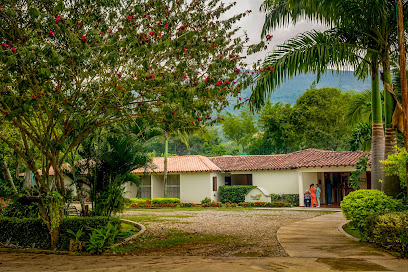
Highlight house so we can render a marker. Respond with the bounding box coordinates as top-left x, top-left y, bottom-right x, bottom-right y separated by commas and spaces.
129, 148, 370, 206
